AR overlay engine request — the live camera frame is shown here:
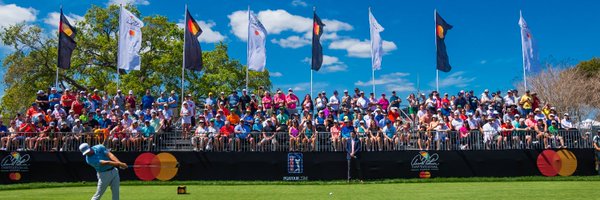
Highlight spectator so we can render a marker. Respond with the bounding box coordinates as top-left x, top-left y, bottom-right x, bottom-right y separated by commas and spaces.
258, 119, 277, 151
330, 120, 341, 151
482, 118, 502, 150
167, 91, 178, 119
113, 90, 125, 110
382, 120, 397, 150
36, 90, 50, 111
240, 89, 251, 112
561, 113, 575, 130
205, 92, 216, 114
288, 120, 300, 151
141, 120, 155, 151
285, 88, 299, 115
218, 121, 234, 151
180, 101, 192, 139
192, 119, 208, 151
48, 87, 61, 109
341, 90, 352, 111
227, 108, 241, 125
262, 91, 273, 116
548, 120, 565, 148
141, 89, 154, 110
